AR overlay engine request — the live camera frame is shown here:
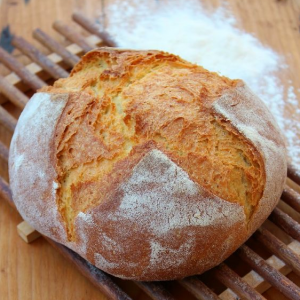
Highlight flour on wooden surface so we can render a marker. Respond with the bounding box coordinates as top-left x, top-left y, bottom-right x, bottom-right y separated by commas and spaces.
104, 0, 300, 169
